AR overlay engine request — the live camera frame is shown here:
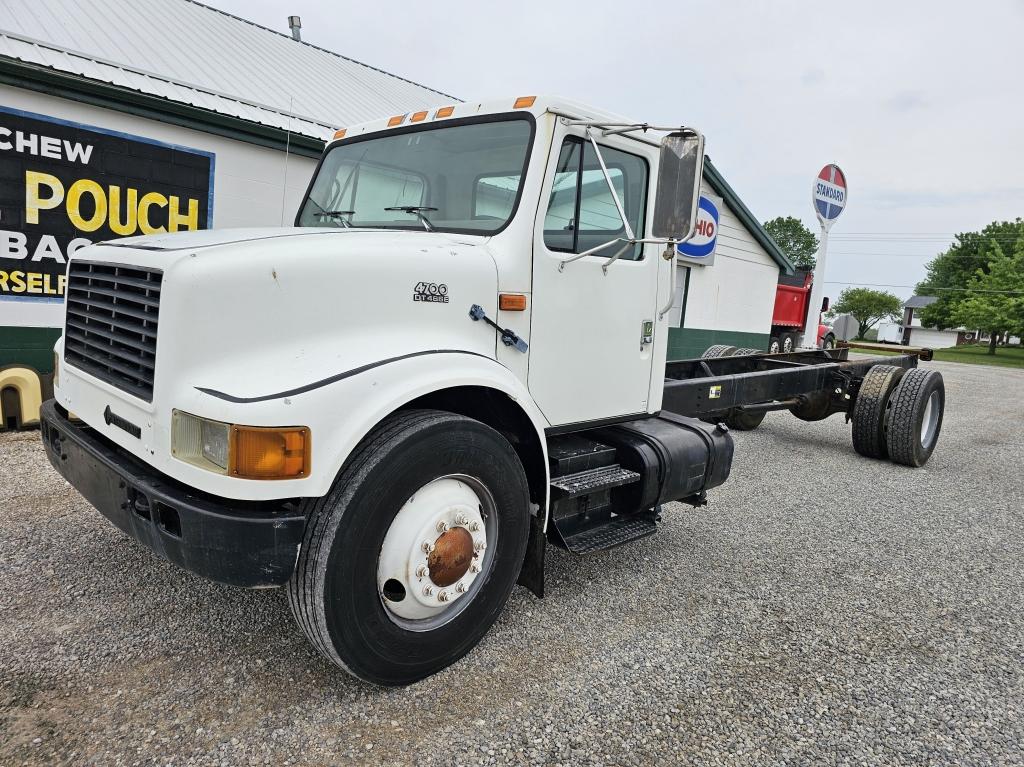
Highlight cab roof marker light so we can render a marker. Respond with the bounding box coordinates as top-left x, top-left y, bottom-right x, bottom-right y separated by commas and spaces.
388, 114, 407, 127
410, 110, 428, 123
434, 106, 455, 119
332, 128, 346, 140
513, 96, 536, 109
